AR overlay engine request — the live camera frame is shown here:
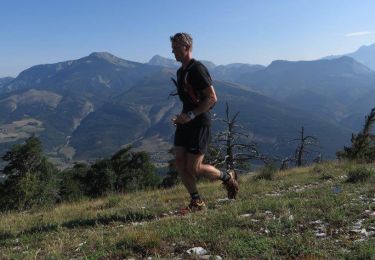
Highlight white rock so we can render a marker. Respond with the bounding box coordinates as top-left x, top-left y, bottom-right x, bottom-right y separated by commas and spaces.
265, 192, 281, 197
186, 247, 208, 256
239, 214, 252, 218
199, 255, 222, 260
360, 228, 368, 236
132, 222, 145, 226
78, 242, 86, 247
315, 232, 327, 237
217, 198, 233, 203
353, 219, 364, 229
310, 220, 323, 225
289, 215, 294, 221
